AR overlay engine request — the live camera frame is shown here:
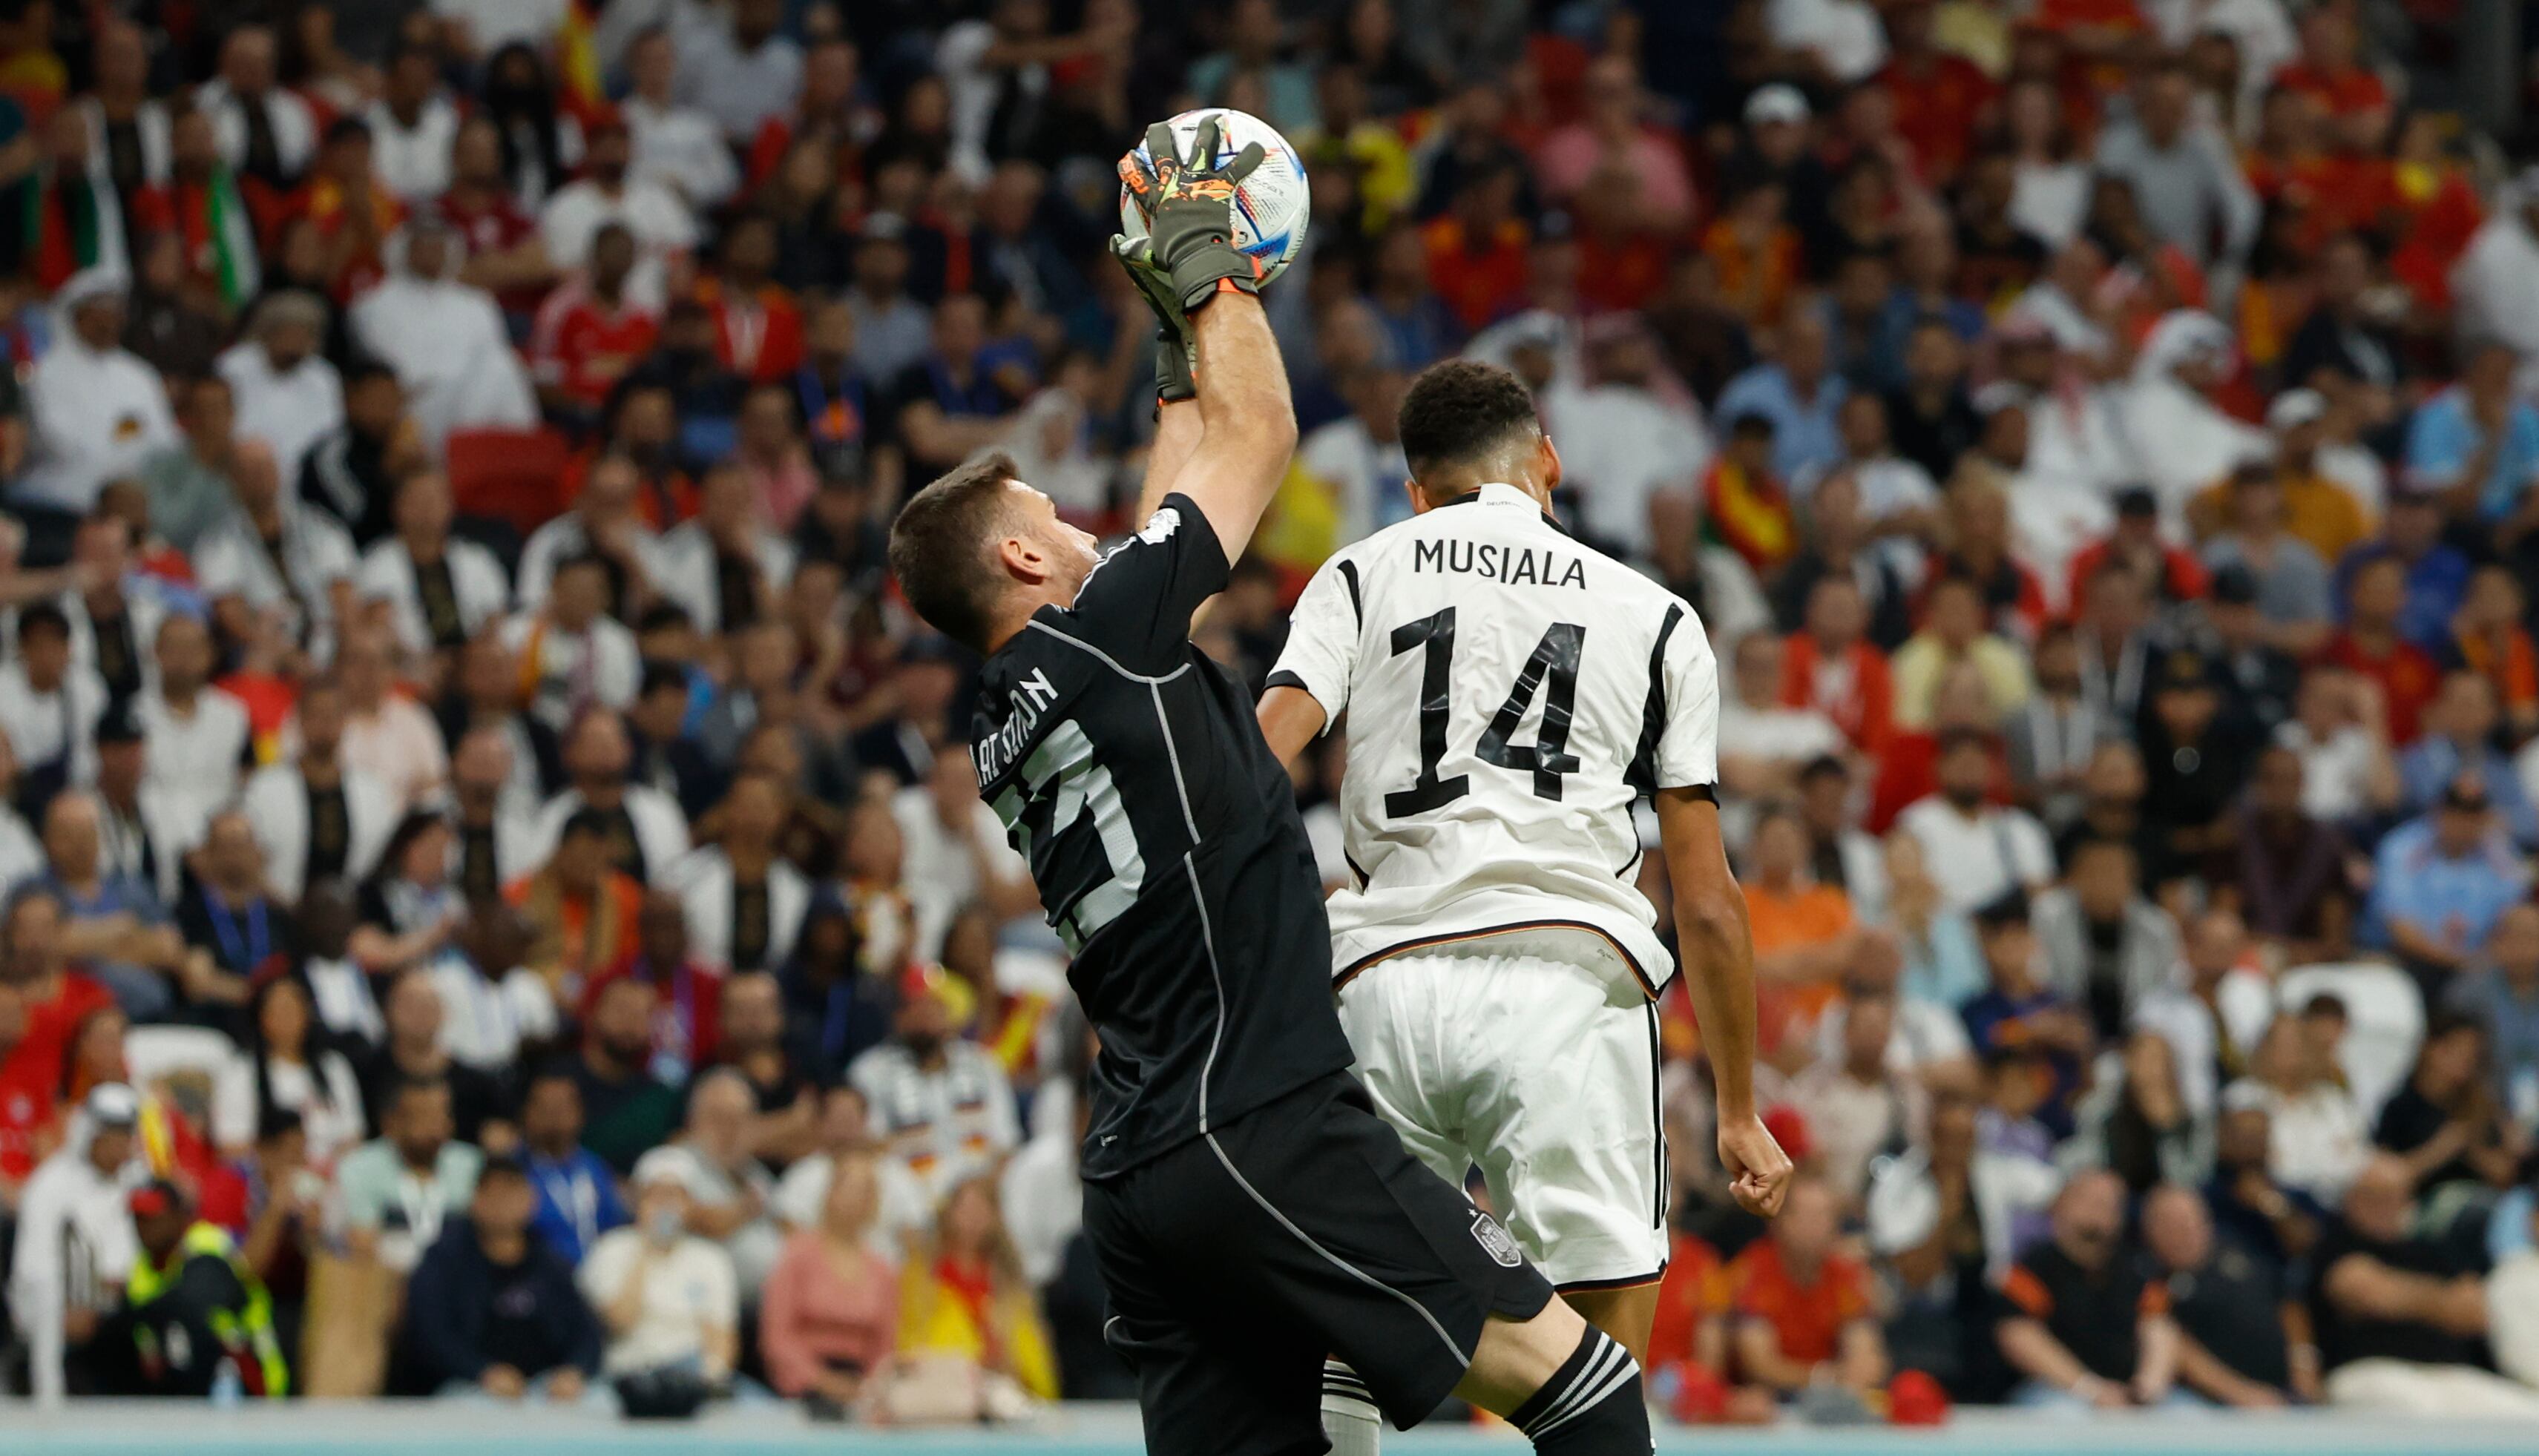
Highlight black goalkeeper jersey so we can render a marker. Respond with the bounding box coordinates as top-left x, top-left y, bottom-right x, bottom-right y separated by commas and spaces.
970, 495, 1353, 1179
